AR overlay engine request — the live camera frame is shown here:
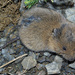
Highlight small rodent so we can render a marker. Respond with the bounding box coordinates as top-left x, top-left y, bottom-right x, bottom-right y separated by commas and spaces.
19, 7, 75, 61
